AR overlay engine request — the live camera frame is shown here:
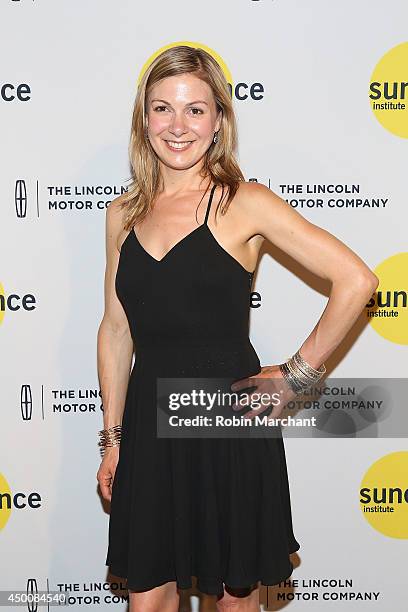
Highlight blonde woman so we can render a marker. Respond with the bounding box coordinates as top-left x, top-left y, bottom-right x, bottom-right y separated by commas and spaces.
96, 46, 378, 612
